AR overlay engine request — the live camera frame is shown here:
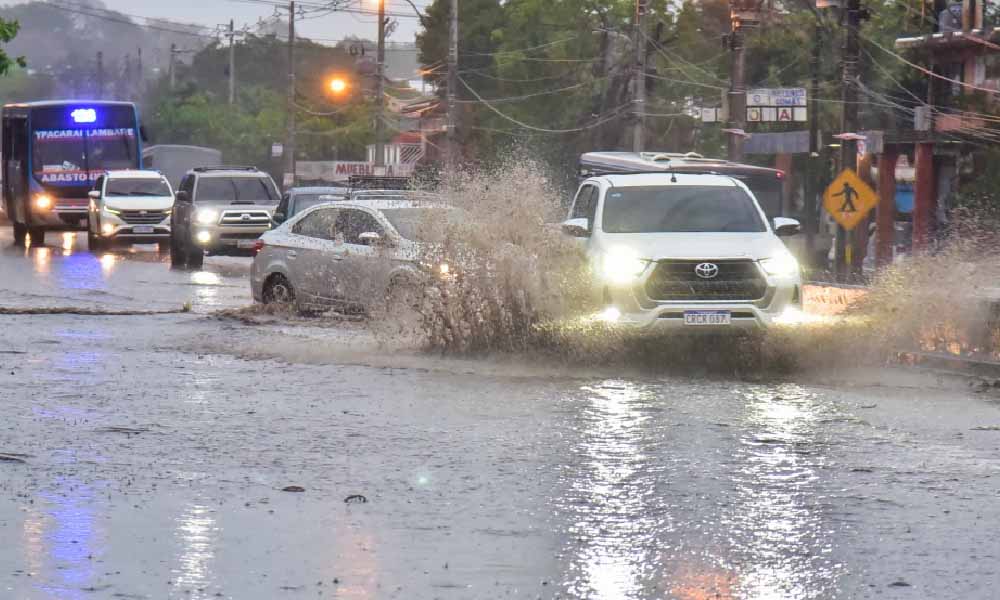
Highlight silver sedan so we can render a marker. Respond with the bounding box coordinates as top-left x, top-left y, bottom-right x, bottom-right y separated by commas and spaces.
250, 199, 453, 313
